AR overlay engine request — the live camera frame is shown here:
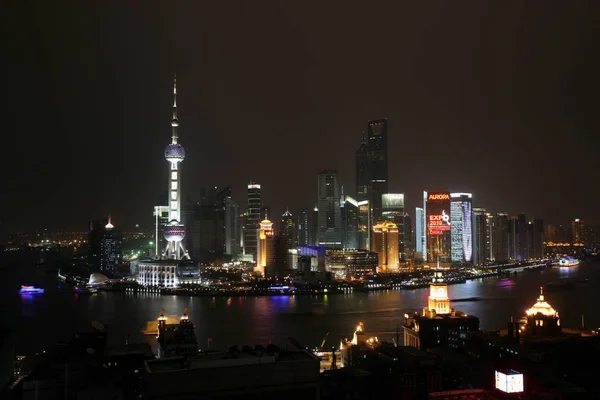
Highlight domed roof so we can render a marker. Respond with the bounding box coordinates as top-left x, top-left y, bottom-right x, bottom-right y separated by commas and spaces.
165, 143, 185, 161
526, 287, 558, 317
259, 219, 273, 229
163, 220, 185, 241
171, 118, 179, 127
89, 272, 108, 285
